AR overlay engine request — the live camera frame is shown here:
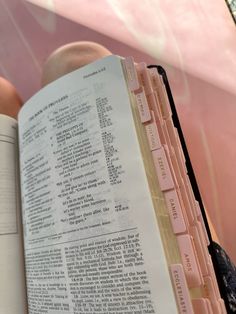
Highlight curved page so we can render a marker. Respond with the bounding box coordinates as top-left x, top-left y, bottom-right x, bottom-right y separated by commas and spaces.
18, 56, 178, 313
